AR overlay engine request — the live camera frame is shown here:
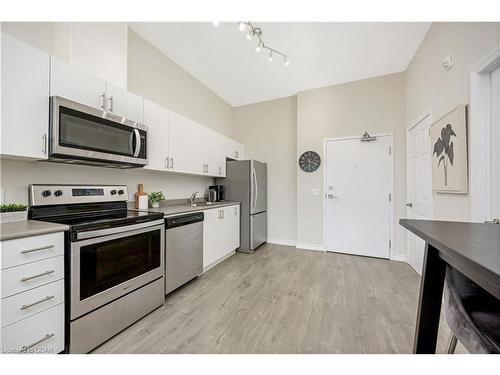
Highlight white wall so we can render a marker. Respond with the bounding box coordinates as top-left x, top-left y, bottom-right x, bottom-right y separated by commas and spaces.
406, 22, 500, 221
0, 160, 209, 205
296, 73, 407, 258
233, 96, 297, 245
